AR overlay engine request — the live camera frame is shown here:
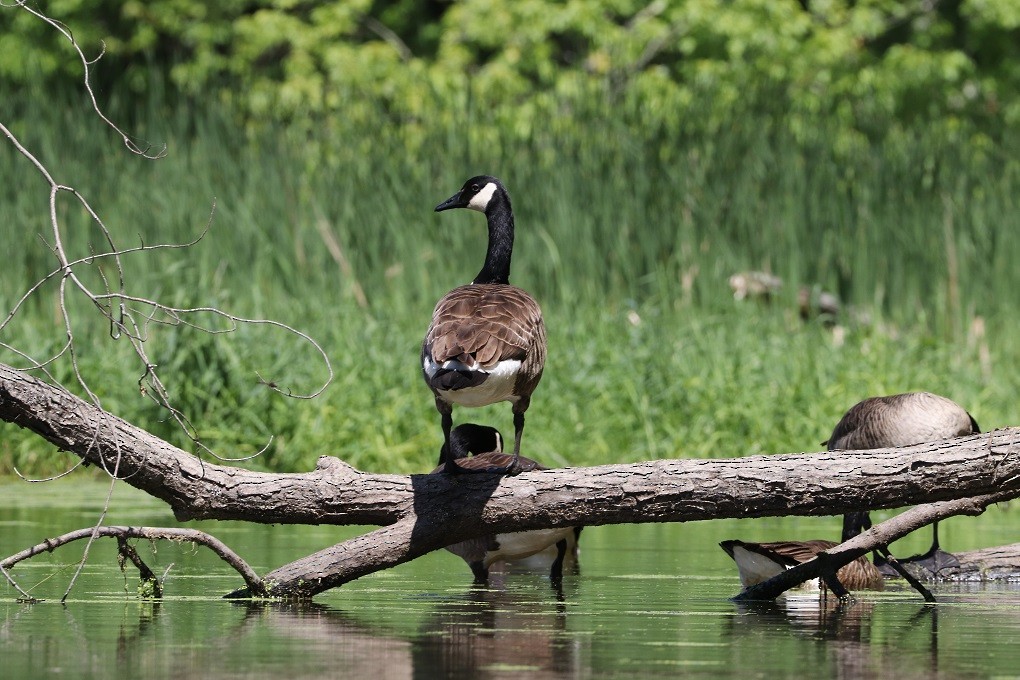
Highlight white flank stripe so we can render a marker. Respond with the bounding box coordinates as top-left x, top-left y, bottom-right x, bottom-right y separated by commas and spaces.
731, 546, 821, 591
486, 528, 575, 567
429, 358, 522, 407
731, 546, 786, 588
